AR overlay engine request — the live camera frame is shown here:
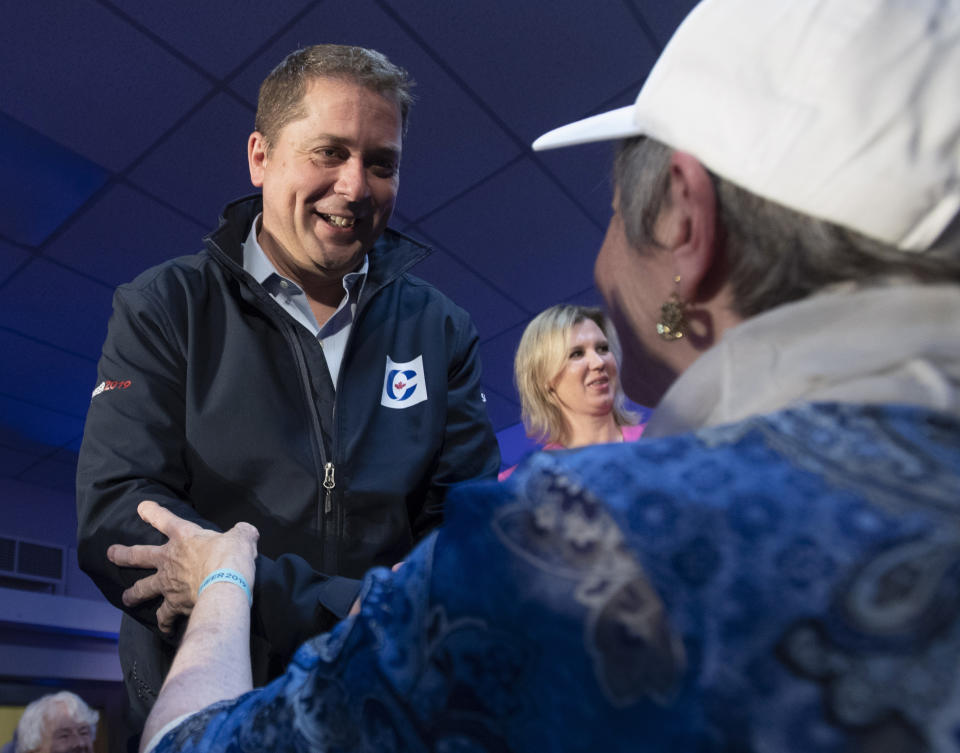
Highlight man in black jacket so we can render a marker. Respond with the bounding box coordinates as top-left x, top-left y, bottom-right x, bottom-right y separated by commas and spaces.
76, 44, 500, 738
